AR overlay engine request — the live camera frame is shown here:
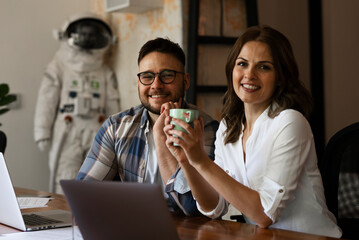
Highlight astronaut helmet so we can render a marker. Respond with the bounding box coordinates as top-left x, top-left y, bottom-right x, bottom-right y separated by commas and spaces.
56, 12, 115, 50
